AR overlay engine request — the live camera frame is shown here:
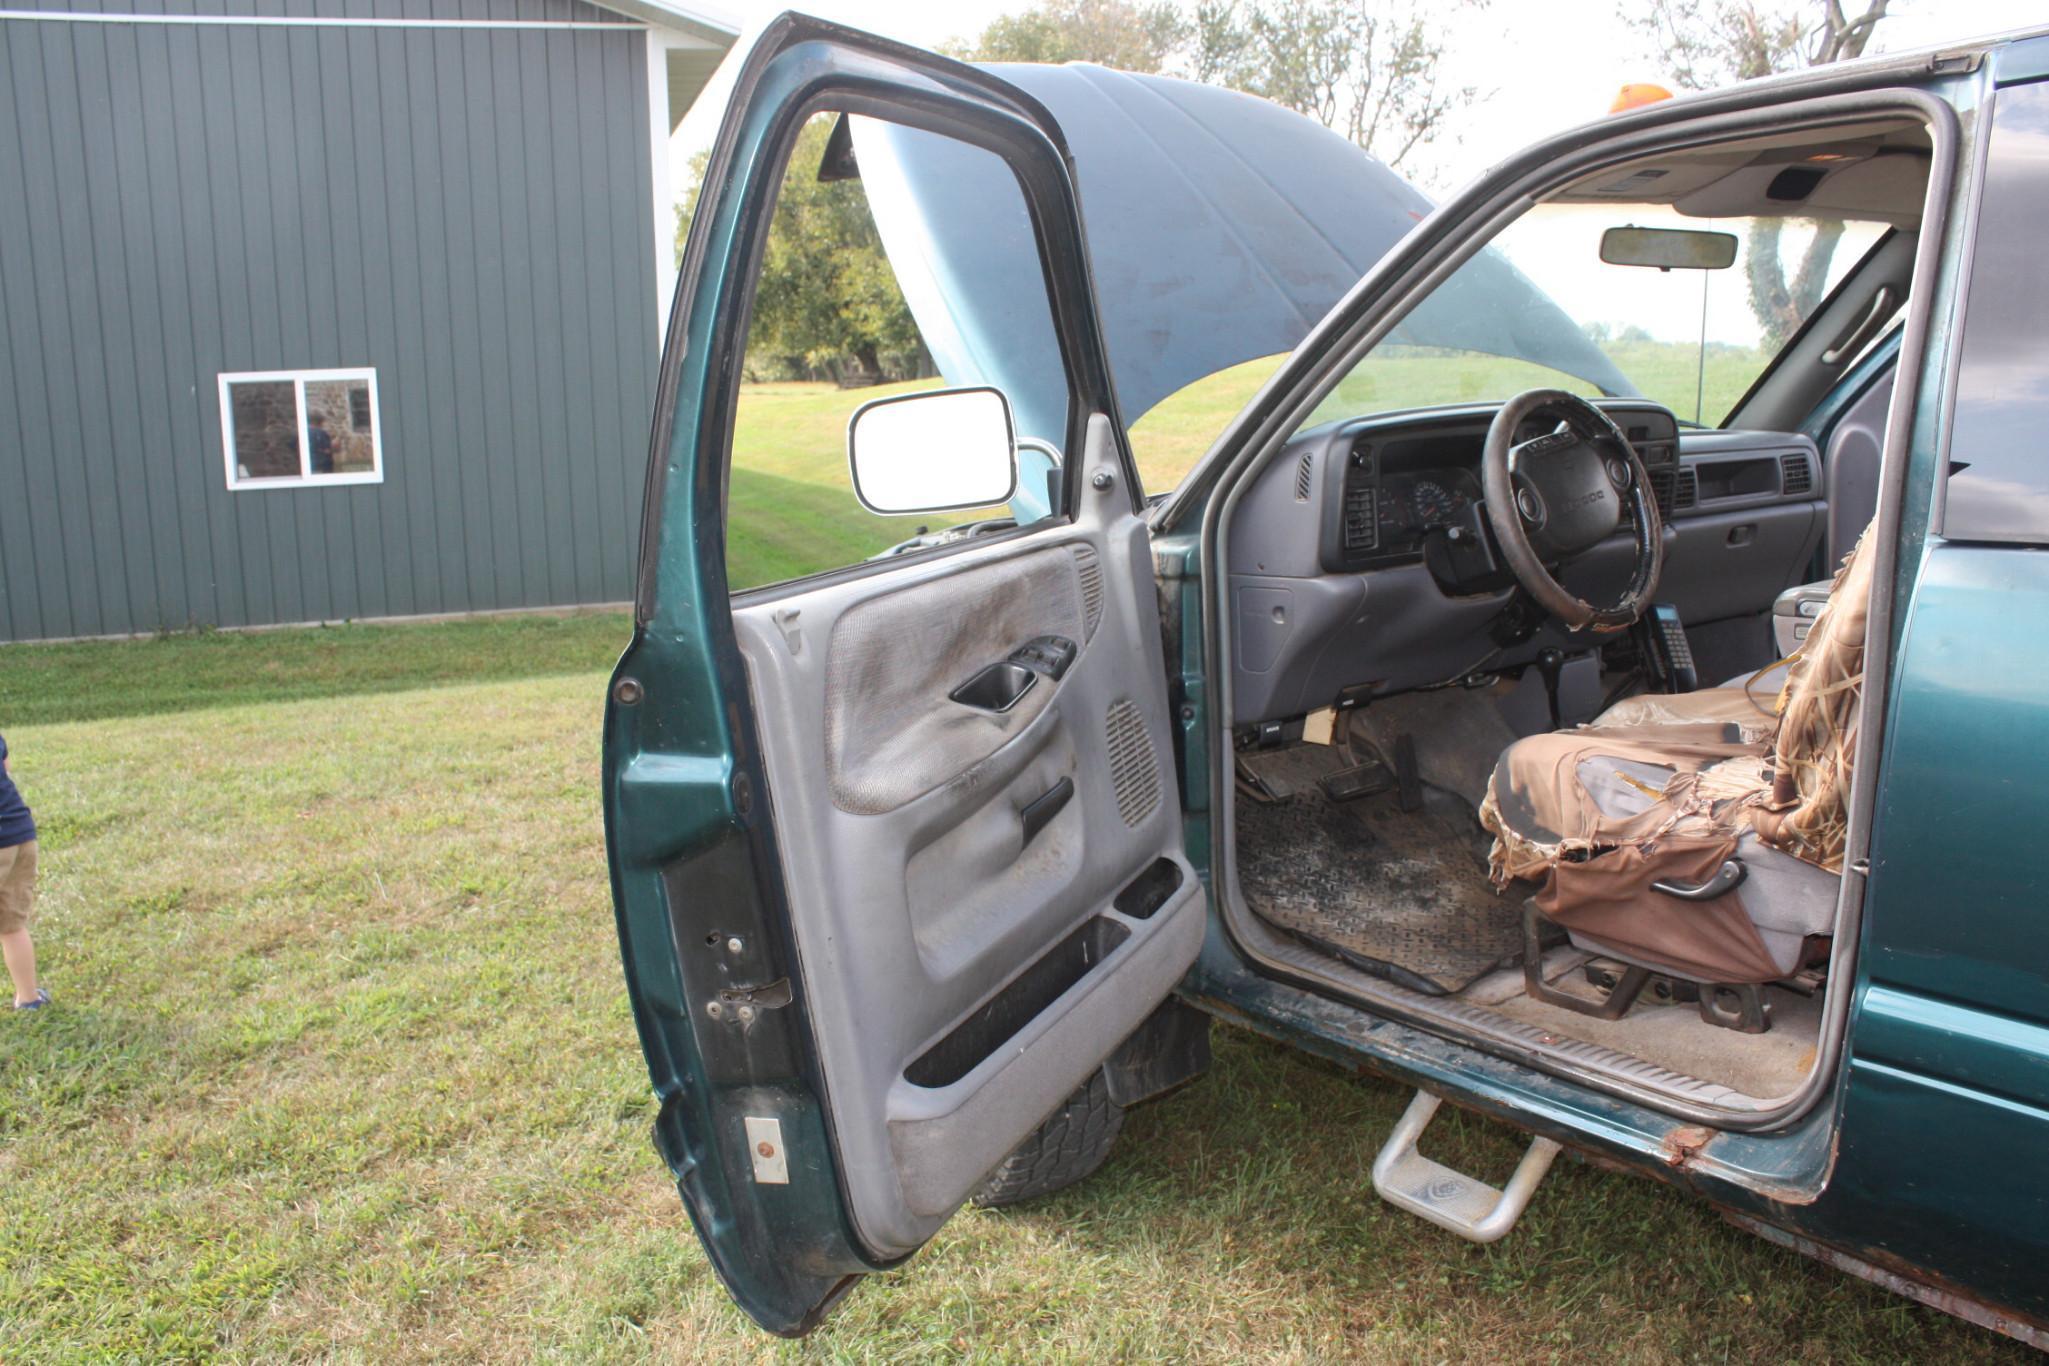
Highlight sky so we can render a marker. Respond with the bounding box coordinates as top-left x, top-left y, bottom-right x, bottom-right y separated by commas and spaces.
674, 0, 2048, 193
